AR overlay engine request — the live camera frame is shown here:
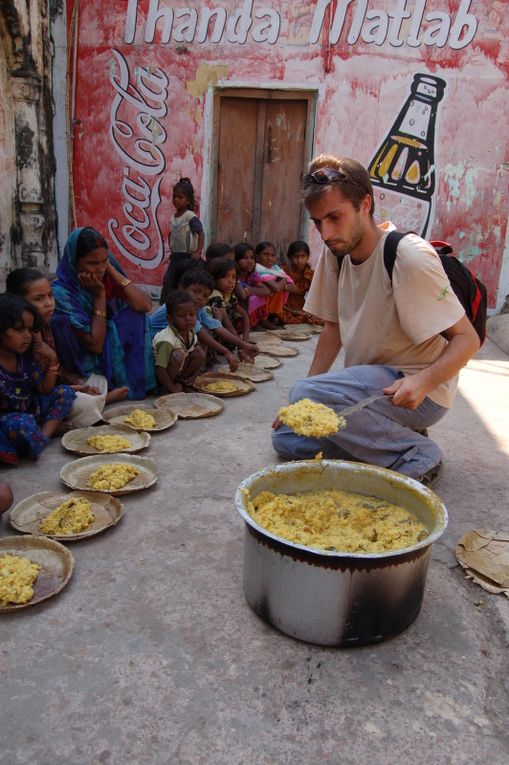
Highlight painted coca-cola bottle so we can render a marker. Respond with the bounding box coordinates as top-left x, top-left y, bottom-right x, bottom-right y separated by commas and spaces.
368, 74, 446, 238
